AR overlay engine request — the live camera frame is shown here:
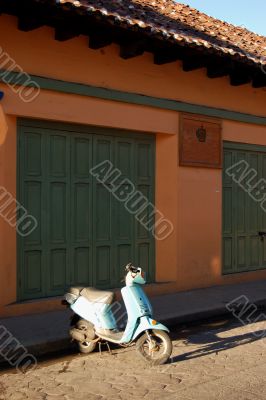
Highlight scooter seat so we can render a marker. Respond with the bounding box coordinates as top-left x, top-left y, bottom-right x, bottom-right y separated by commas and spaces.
69, 286, 114, 305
